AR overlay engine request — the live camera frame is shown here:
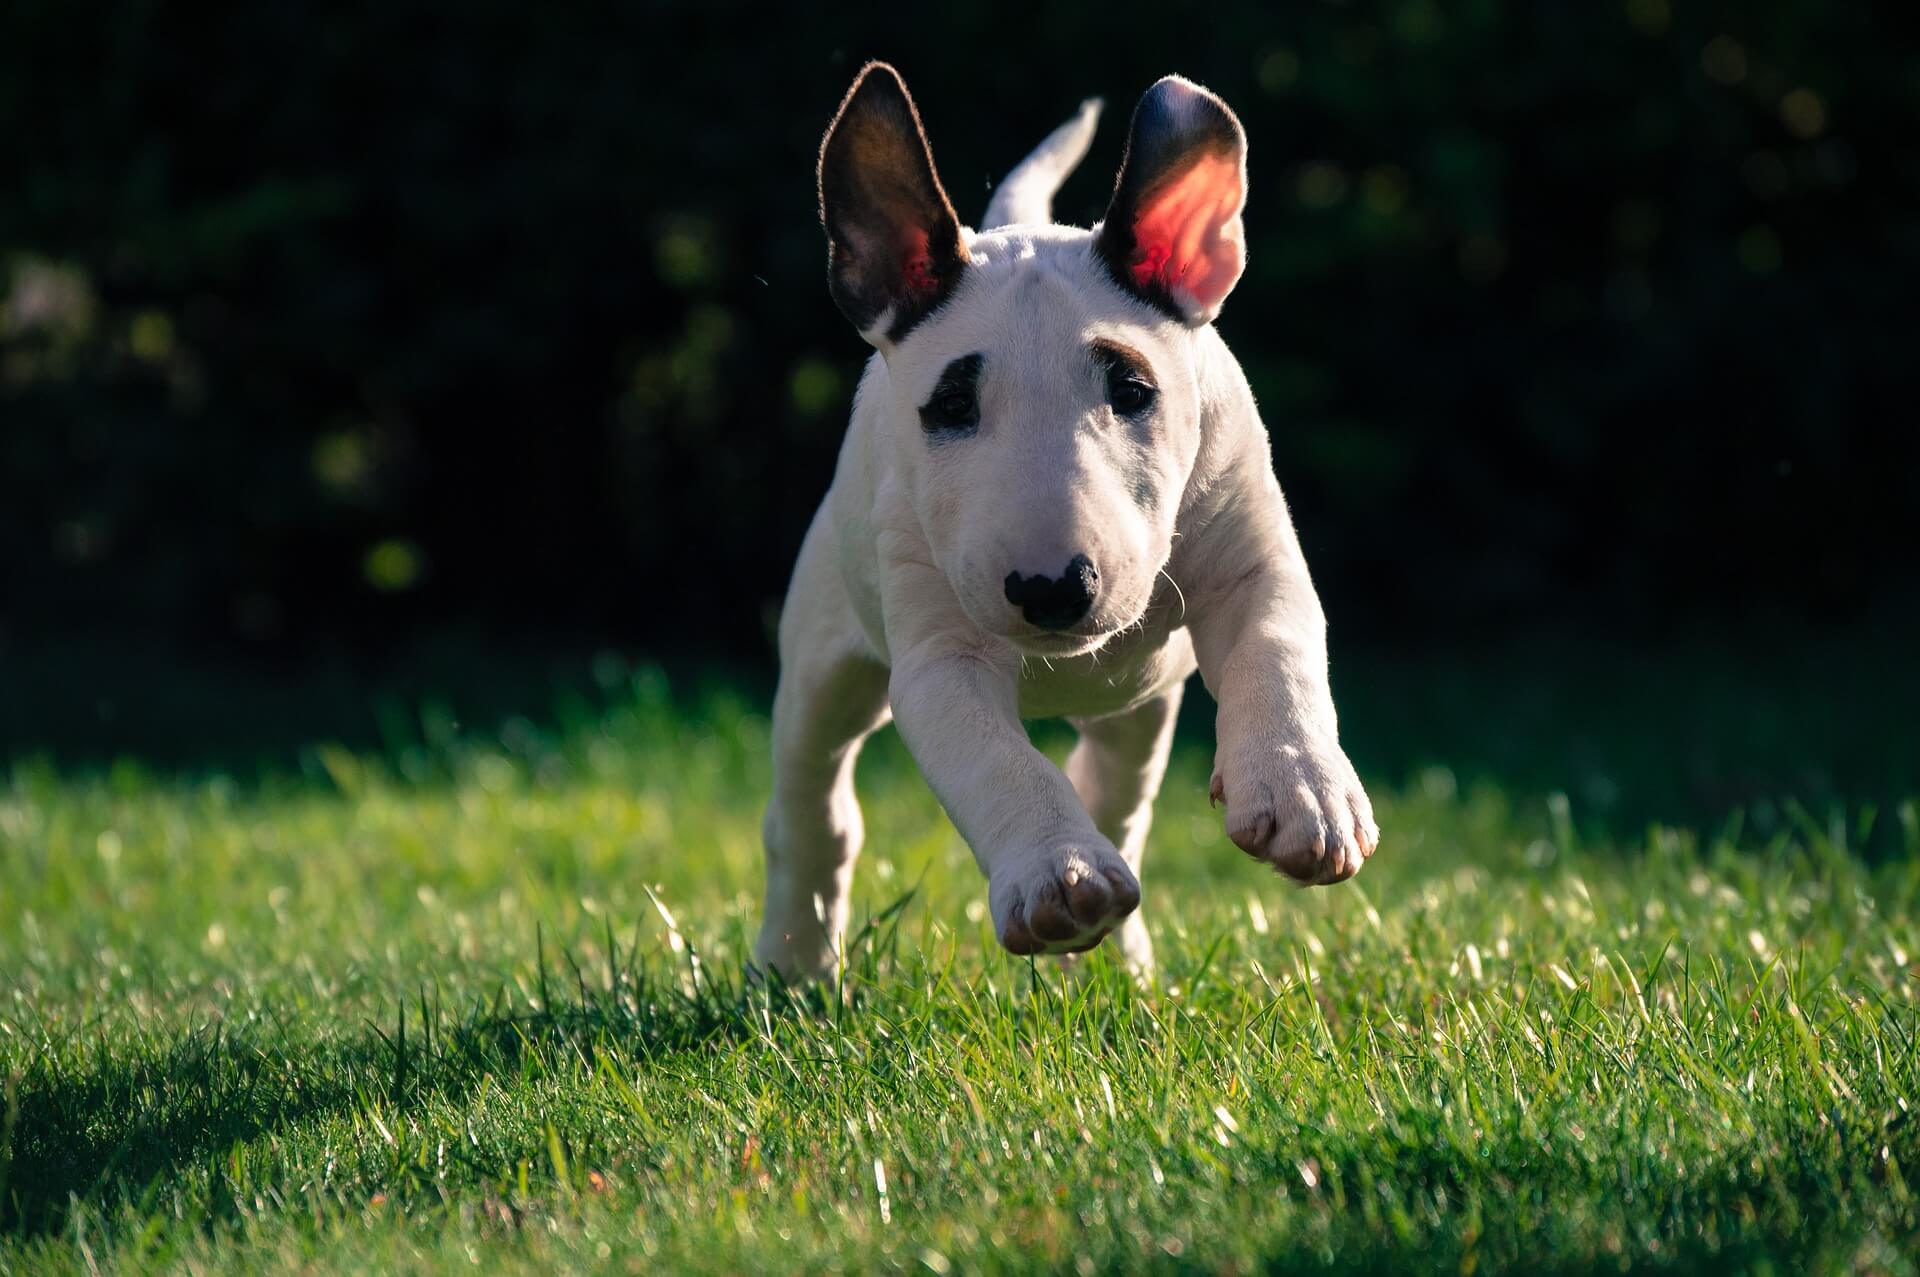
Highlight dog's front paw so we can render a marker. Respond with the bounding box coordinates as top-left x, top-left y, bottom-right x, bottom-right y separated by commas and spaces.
751, 928, 839, 984
1212, 734, 1378, 885
989, 840, 1140, 956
